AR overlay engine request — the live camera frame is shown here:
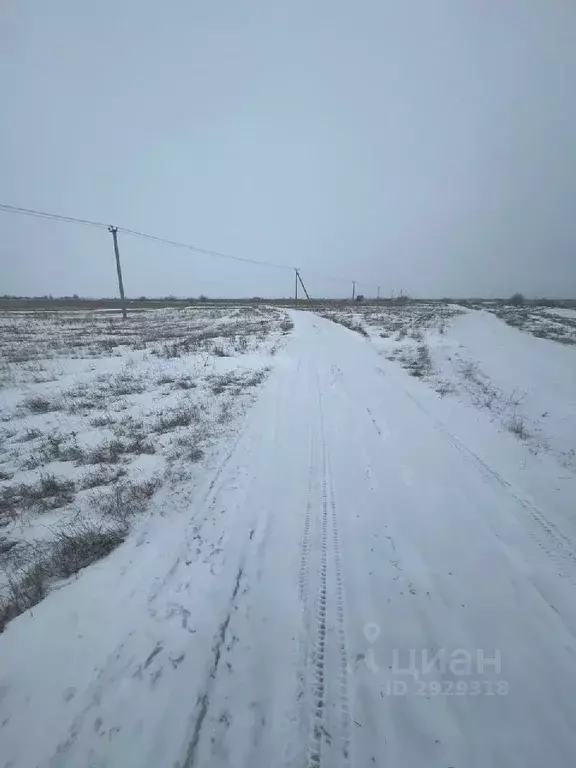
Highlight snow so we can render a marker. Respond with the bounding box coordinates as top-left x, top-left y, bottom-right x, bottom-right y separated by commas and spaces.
1, 309, 576, 766
543, 307, 576, 319
0, 305, 289, 603
429, 309, 576, 468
